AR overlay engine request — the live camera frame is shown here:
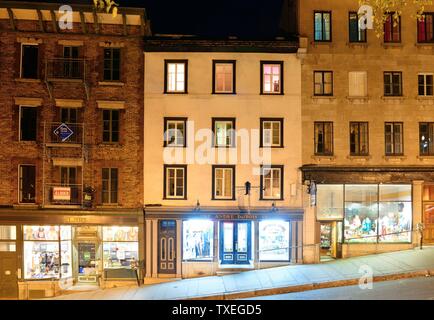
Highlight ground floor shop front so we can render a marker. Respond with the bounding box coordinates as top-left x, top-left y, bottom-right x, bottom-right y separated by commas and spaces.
143, 208, 303, 281
302, 165, 434, 261
0, 209, 143, 299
